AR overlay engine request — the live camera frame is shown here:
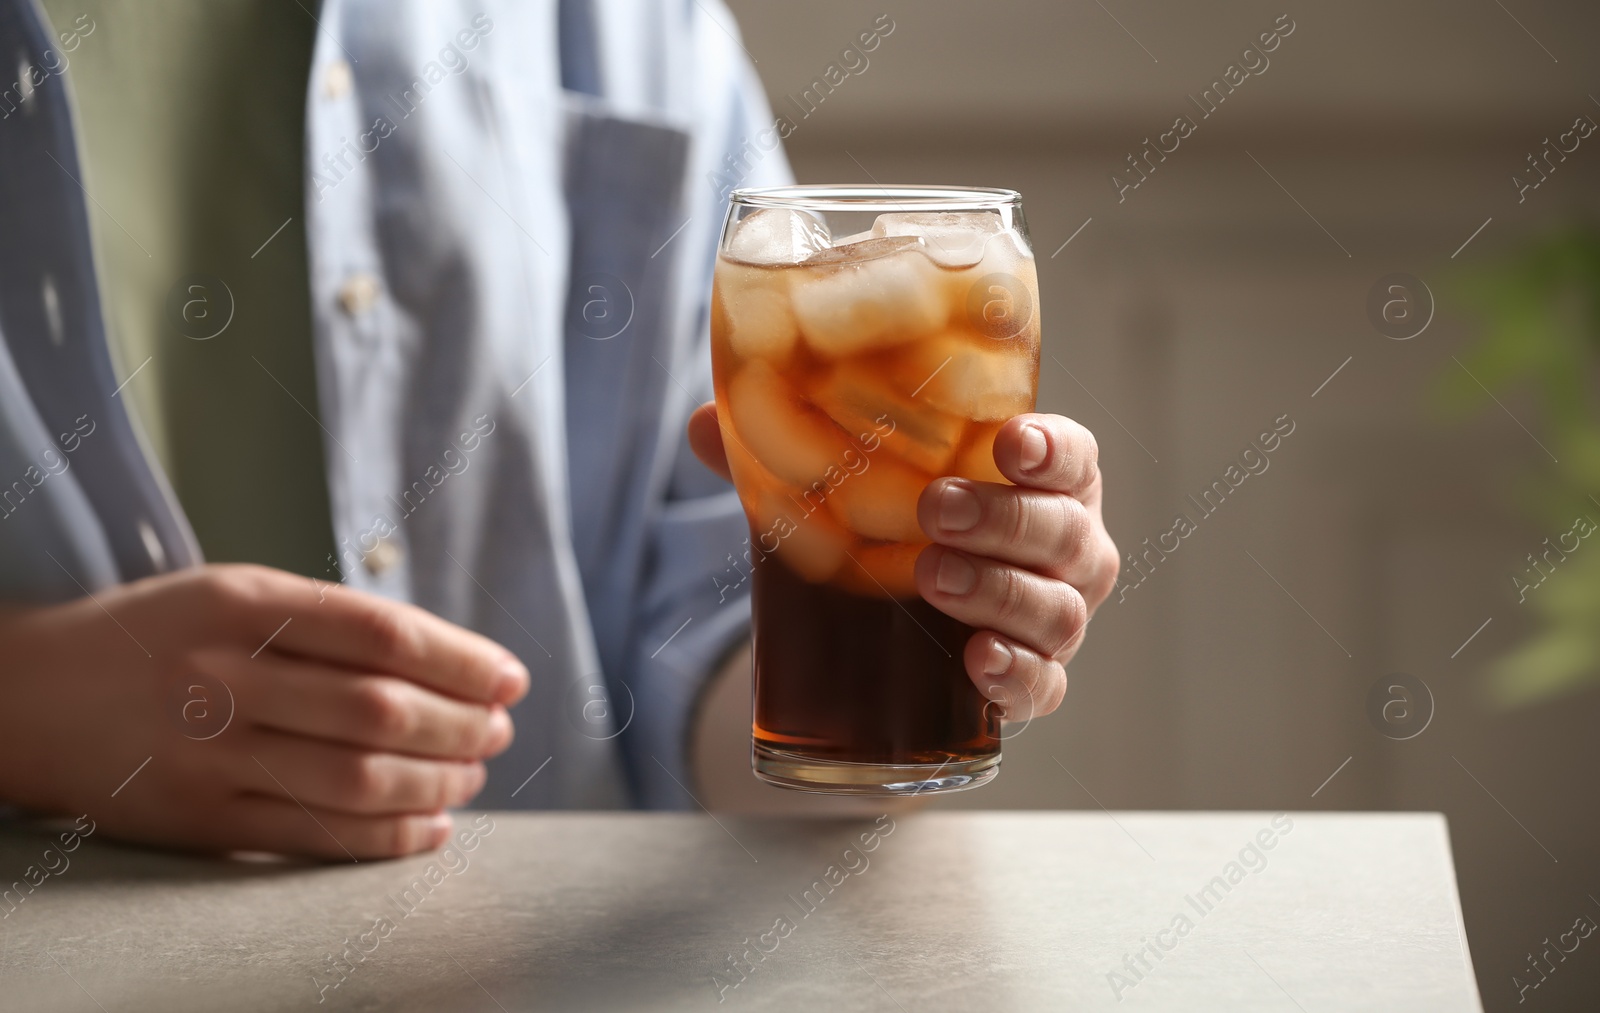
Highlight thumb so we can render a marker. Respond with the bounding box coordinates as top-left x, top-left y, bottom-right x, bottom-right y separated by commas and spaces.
686, 402, 732, 482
